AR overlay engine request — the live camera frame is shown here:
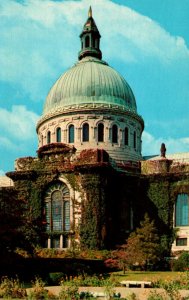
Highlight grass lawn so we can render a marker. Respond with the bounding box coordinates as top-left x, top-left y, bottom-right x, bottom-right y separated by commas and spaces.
112, 271, 182, 282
